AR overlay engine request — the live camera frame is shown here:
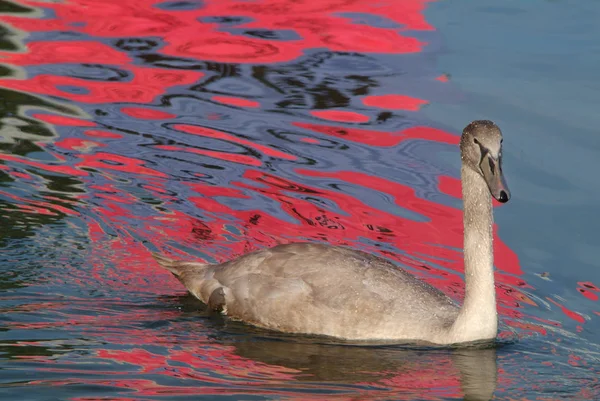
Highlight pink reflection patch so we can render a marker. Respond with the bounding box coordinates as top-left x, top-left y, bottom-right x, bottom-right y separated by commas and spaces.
294, 122, 459, 147
163, 36, 304, 64
295, 168, 522, 276
212, 96, 260, 108
174, 124, 296, 160
120, 107, 176, 120
0, 41, 131, 66
0, 67, 203, 104
578, 281, 599, 292
10, 171, 33, 180
156, 145, 263, 167
55, 138, 104, 152
76, 152, 167, 177
548, 298, 586, 324
33, 113, 96, 127
505, 320, 547, 336
578, 288, 599, 302
362, 94, 428, 111
84, 130, 123, 139
310, 110, 370, 123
